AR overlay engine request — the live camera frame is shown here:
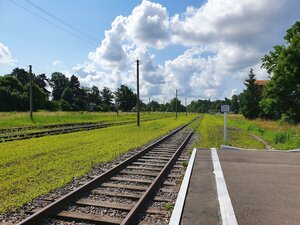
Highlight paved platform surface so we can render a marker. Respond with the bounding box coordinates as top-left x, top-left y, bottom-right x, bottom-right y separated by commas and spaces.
180, 149, 300, 225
